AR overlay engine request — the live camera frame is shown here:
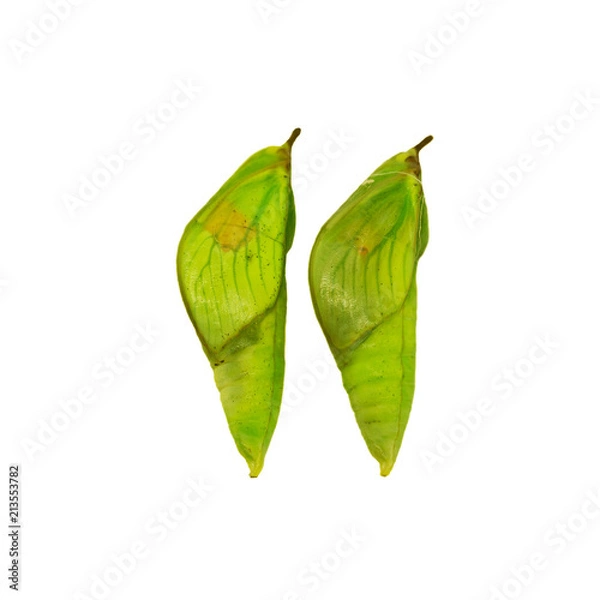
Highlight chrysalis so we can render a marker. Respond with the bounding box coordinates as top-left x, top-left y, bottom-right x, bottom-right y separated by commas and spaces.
177, 129, 300, 477
309, 136, 432, 475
